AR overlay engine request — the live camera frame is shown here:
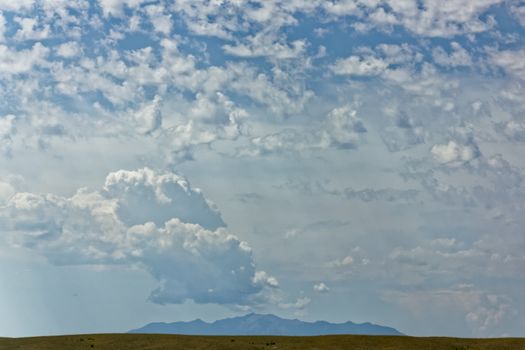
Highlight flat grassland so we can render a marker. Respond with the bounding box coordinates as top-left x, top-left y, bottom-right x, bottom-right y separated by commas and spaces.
1, 334, 524, 350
